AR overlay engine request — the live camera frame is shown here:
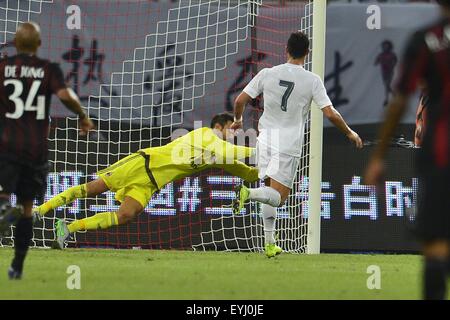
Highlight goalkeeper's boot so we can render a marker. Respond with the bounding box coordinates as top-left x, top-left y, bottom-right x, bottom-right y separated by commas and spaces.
232, 185, 250, 214
8, 266, 22, 280
0, 200, 22, 238
54, 219, 70, 250
265, 243, 282, 258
